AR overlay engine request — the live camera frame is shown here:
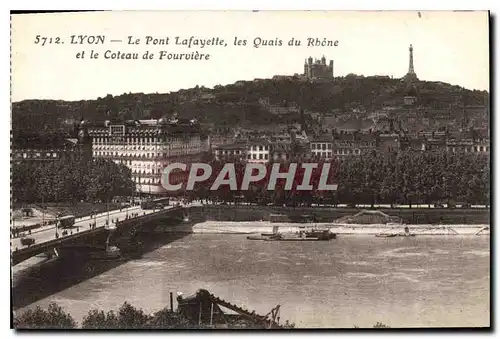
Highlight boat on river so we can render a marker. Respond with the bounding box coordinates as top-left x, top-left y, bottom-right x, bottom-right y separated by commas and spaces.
248, 230, 335, 242
261, 226, 280, 237
375, 226, 415, 238
261, 226, 336, 240
264, 236, 328, 242
305, 229, 337, 240
375, 233, 398, 238
248, 235, 276, 241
